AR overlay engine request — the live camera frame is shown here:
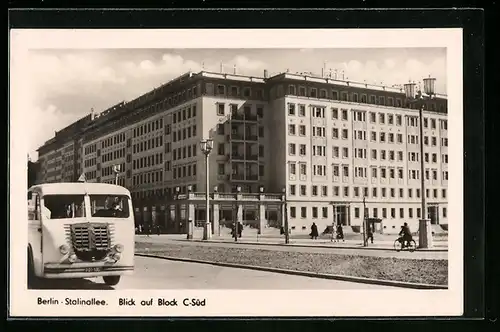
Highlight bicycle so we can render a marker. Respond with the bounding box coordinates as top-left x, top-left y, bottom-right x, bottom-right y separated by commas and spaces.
394, 237, 417, 252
